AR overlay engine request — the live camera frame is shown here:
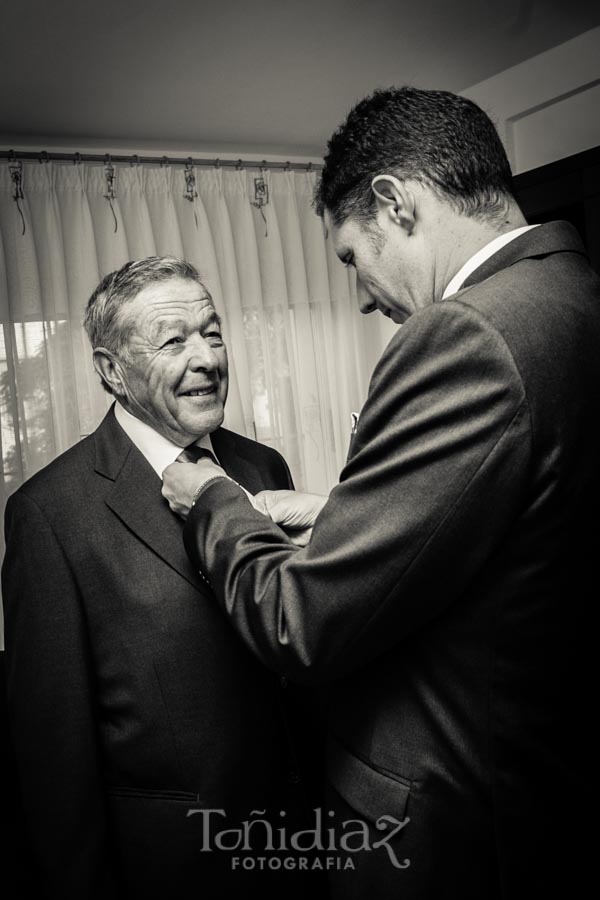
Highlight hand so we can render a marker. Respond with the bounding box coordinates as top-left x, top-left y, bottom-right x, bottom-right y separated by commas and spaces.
162, 459, 228, 519
252, 490, 328, 547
